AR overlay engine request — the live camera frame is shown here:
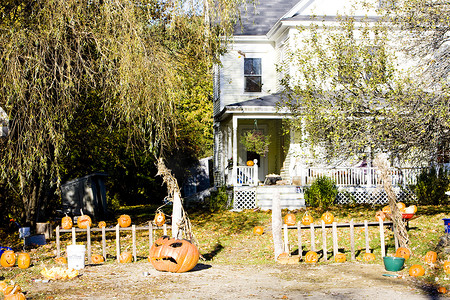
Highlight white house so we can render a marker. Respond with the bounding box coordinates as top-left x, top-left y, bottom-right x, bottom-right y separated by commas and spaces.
212, 0, 422, 210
